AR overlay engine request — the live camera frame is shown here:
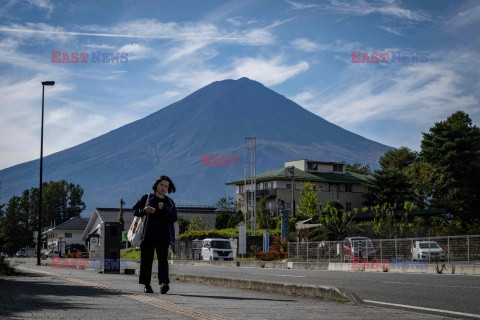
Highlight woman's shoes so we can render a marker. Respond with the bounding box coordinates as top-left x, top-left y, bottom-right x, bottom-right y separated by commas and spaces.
144, 285, 153, 293
160, 283, 169, 294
